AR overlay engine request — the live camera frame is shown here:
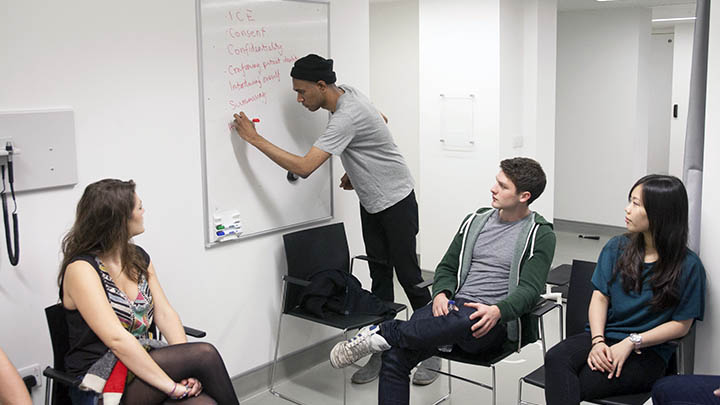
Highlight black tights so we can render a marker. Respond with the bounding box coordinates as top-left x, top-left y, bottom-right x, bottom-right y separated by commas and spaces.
121, 342, 239, 405
544, 332, 666, 405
